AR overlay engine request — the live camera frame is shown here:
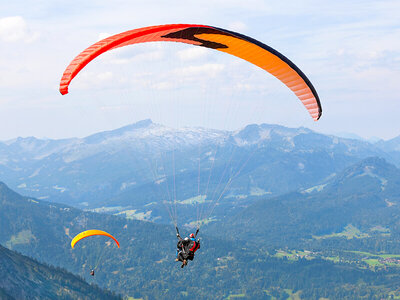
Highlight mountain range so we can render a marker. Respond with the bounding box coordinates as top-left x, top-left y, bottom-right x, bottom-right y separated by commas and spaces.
1, 120, 398, 227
